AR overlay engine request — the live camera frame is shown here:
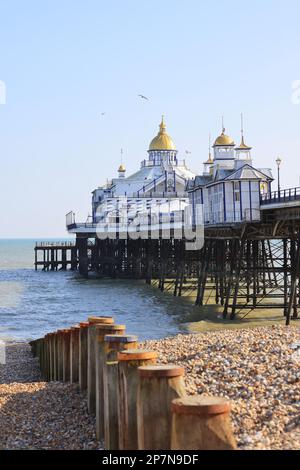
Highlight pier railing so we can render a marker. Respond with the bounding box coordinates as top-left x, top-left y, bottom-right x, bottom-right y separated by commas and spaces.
29, 316, 236, 451
35, 241, 76, 247
260, 187, 300, 205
